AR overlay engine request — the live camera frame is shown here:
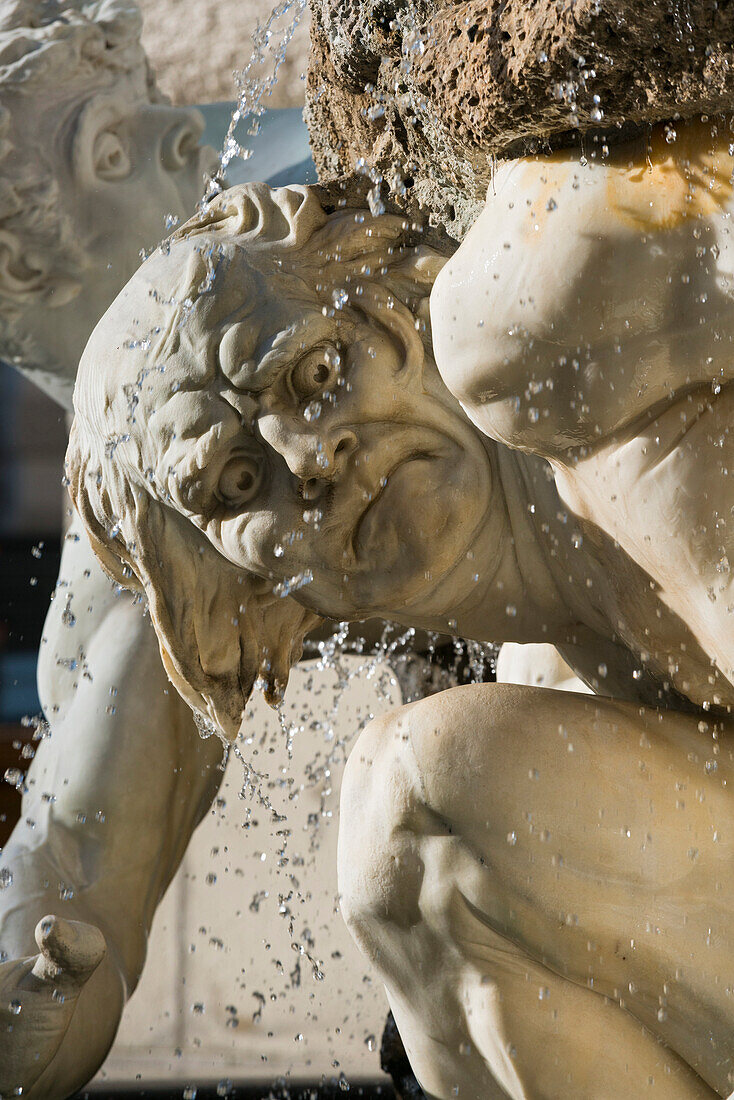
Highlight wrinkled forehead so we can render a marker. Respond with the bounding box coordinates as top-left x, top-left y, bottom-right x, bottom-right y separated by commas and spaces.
150, 234, 337, 383
76, 232, 337, 461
